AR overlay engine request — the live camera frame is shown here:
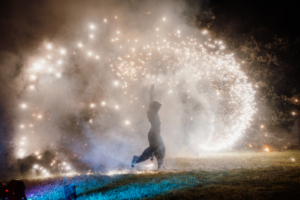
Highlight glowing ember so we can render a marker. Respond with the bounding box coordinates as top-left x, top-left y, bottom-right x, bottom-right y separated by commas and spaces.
33, 164, 39, 169
264, 146, 270, 152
